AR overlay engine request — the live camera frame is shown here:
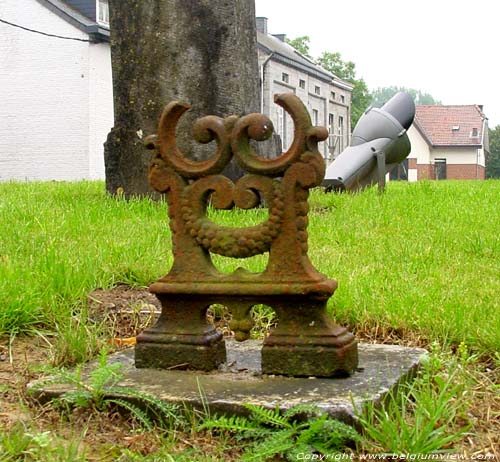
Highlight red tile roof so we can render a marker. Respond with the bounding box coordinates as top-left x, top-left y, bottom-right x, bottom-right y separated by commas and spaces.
415, 105, 486, 147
